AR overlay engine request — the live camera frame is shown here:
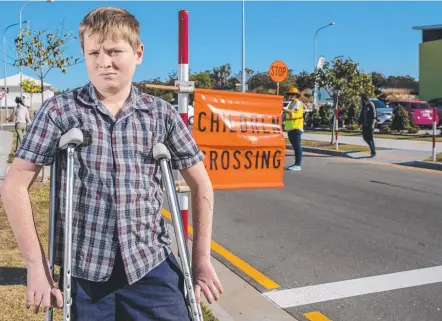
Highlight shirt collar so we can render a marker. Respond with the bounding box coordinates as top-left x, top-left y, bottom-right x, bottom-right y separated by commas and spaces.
76, 82, 153, 111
